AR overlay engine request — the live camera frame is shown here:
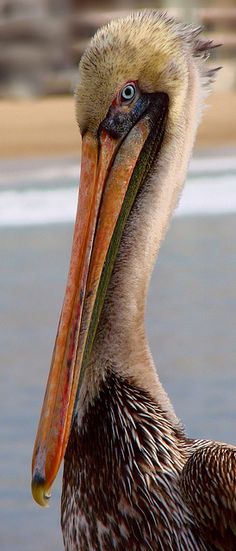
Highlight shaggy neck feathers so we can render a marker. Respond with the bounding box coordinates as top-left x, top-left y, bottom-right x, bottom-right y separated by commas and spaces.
77, 48, 202, 425
74, 10, 218, 418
